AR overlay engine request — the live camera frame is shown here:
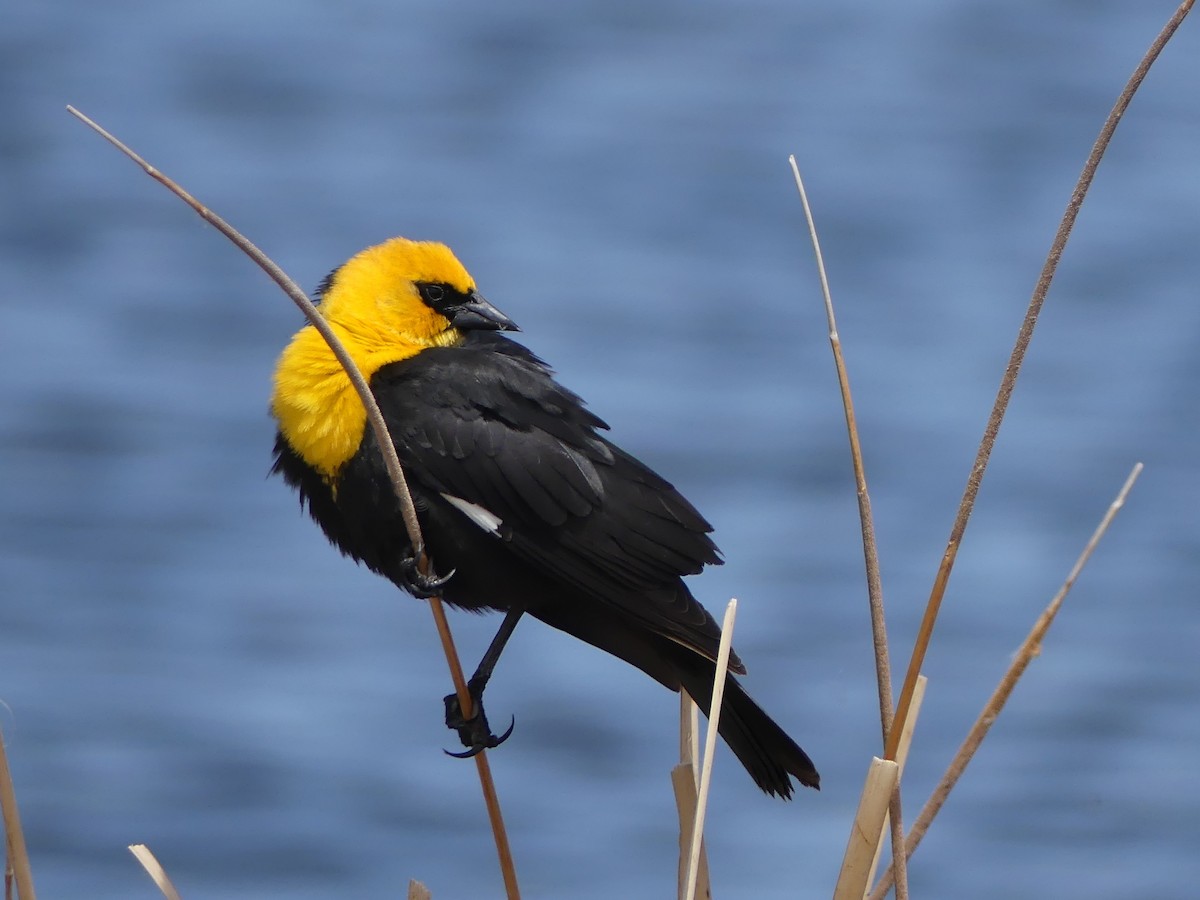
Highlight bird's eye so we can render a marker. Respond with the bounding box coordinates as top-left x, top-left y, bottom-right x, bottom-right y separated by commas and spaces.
421, 283, 446, 304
